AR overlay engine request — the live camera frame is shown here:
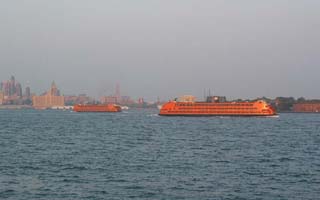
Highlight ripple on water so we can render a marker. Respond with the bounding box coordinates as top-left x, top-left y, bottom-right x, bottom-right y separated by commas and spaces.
0, 110, 319, 199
